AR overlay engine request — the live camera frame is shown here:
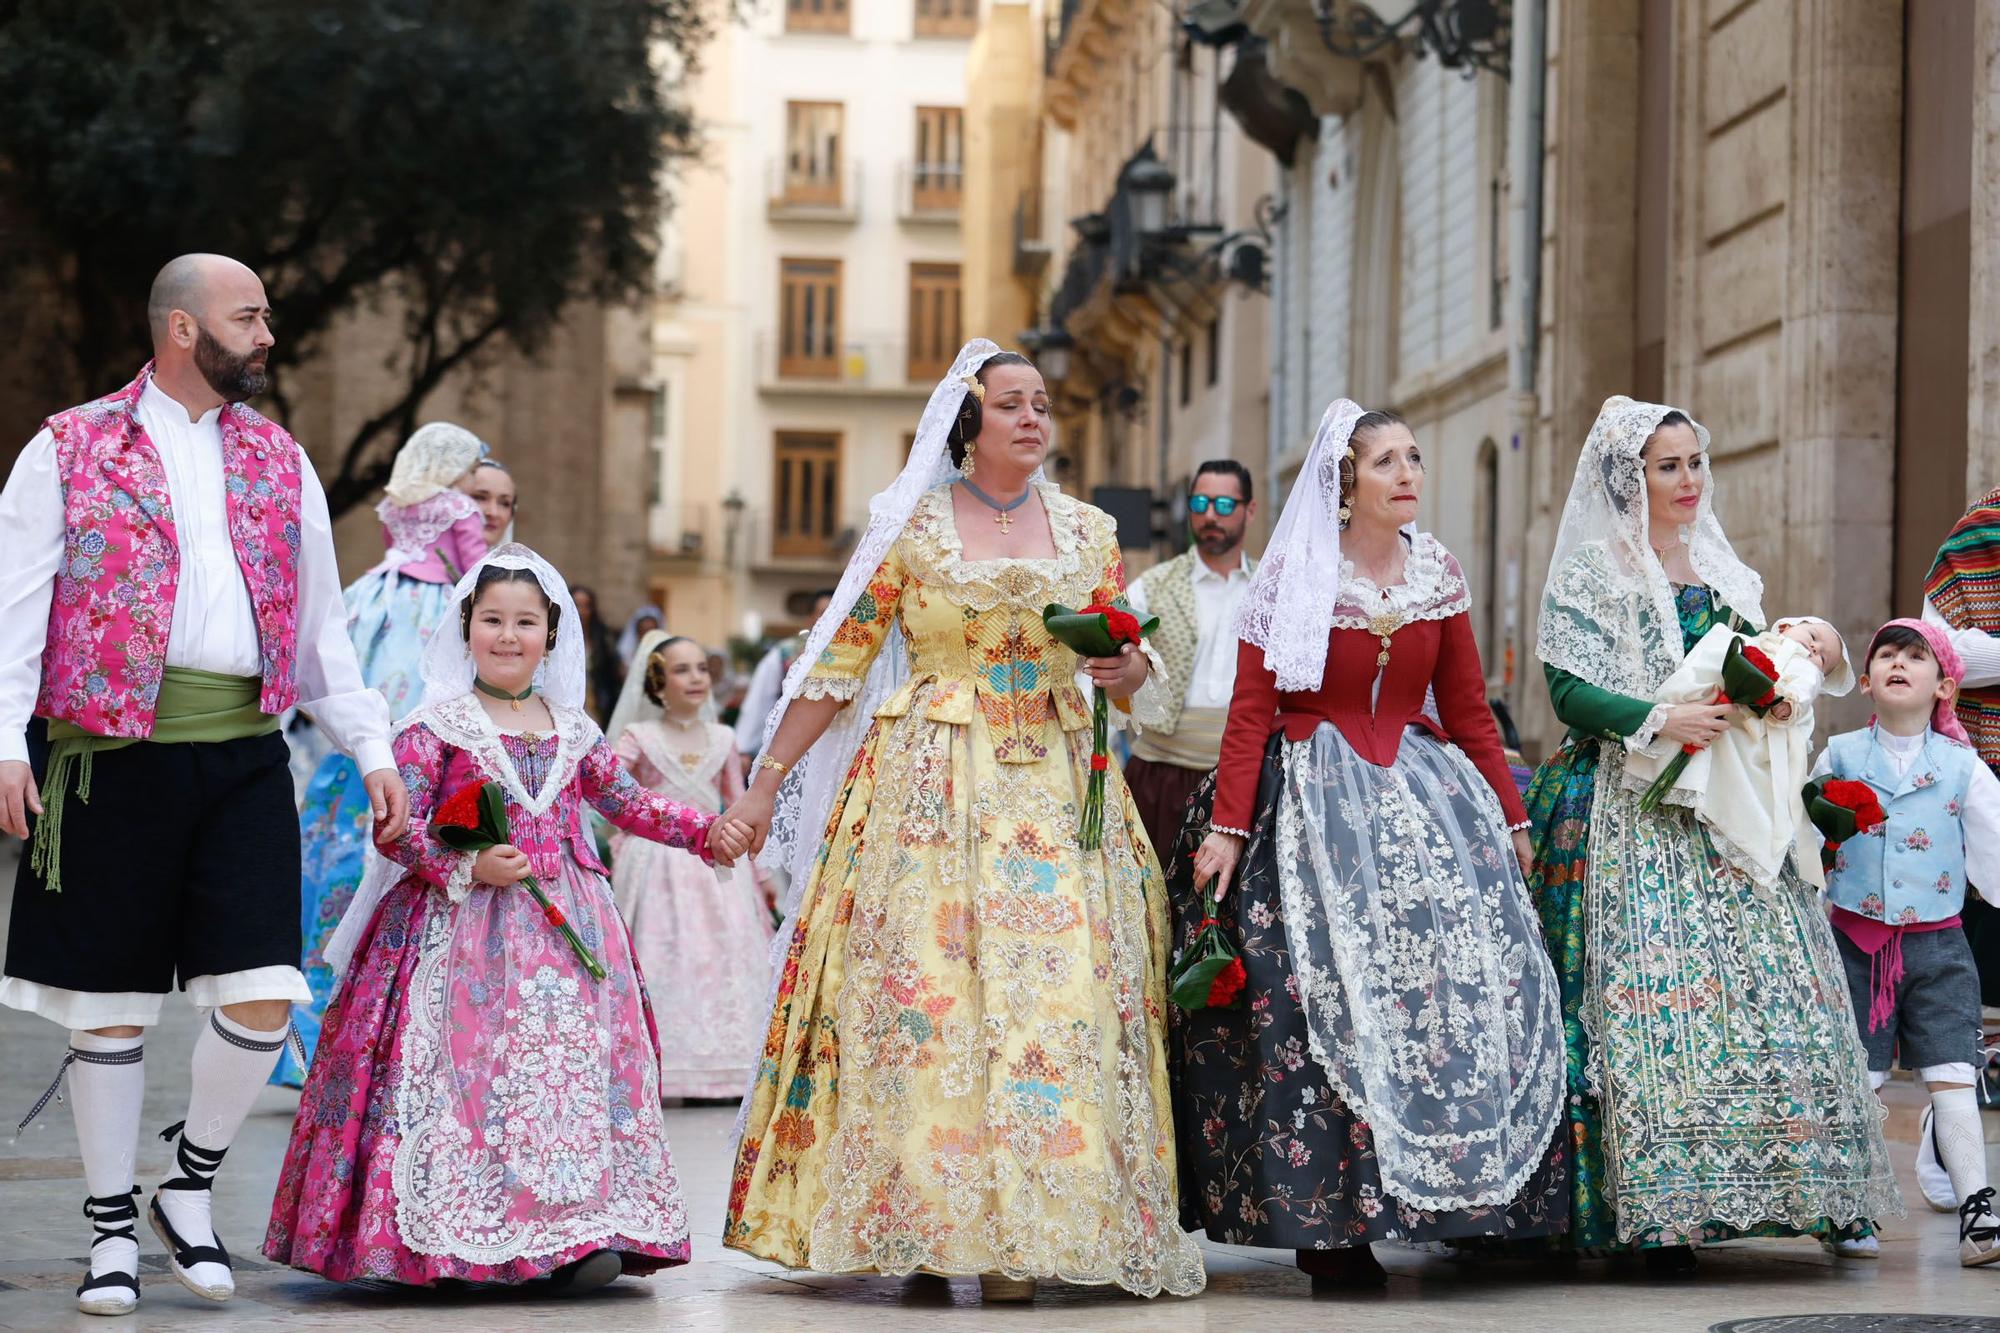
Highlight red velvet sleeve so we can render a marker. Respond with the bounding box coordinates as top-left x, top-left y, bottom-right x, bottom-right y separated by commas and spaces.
1432, 611, 1529, 826
1209, 639, 1282, 834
